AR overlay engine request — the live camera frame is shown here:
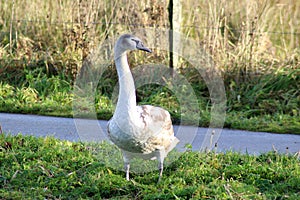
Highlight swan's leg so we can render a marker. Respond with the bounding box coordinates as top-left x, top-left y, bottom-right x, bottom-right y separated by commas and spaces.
122, 151, 131, 181
156, 149, 166, 182
124, 161, 130, 181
